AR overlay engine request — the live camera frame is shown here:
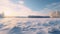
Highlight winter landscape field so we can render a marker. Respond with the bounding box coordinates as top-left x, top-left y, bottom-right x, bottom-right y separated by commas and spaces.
0, 18, 60, 34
